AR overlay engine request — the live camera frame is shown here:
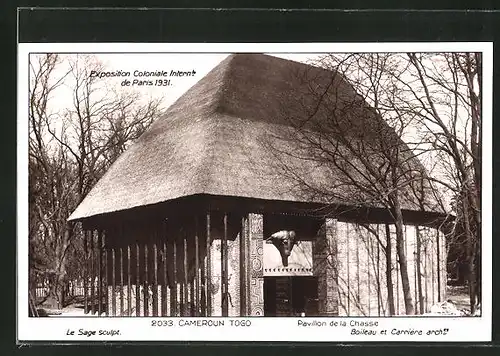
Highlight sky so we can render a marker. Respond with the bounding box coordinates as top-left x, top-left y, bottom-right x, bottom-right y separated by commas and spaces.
98, 53, 321, 107
93, 53, 231, 108
39, 53, 321, 112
